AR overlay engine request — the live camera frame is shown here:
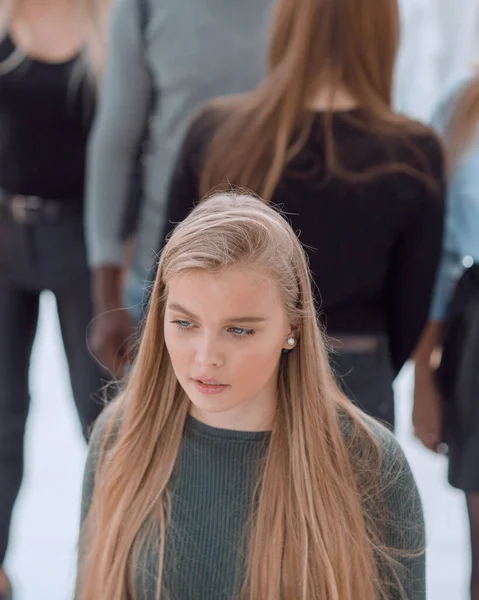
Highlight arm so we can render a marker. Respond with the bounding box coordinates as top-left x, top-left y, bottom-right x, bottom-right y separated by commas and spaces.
86, 0, 153, 311
86, 0, 153, 374
79, 404, 119, 525
76, 404, 118, 597
385, 136, 446, 375
386, 439, 426, 600
413, 251, 459, 373
413, 155, 479, 451
412, 76, 479, 451
371, 421, 426, 599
